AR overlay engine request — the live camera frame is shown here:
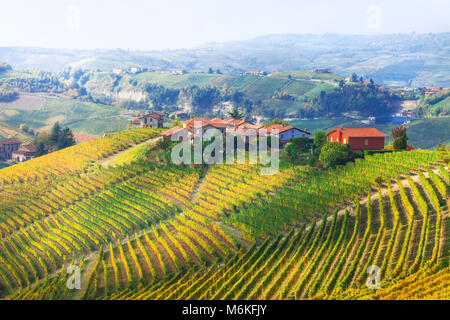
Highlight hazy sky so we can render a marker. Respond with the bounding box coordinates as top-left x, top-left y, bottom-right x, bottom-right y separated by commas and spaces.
1, 0, 449, 50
